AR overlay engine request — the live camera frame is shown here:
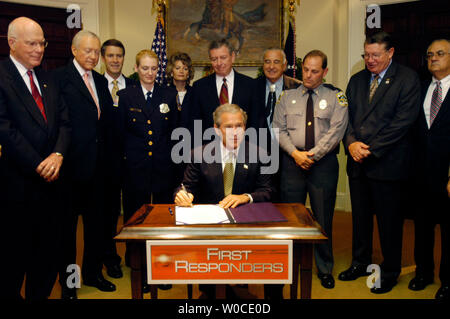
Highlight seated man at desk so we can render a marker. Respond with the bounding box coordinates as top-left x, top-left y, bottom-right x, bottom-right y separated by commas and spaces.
174, 103, 274, 208
174, 103, 276, 299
